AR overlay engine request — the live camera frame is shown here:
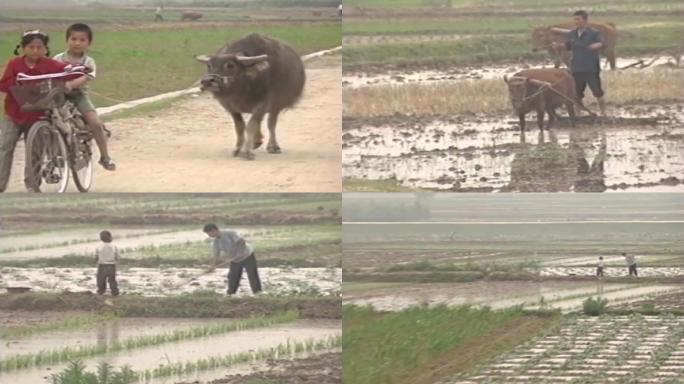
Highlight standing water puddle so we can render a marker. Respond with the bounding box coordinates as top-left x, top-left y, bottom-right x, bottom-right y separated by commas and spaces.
0, 319, 341, 384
